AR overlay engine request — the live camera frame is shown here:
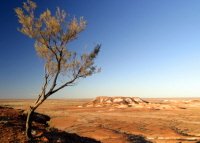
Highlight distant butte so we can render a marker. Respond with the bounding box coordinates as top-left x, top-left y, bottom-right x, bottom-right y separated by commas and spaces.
82, 96, 149, 108
82, 96, 185, 110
